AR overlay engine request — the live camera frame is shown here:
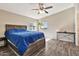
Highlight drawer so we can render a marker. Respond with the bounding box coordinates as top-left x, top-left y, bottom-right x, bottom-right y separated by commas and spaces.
57, 32, 75, 42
